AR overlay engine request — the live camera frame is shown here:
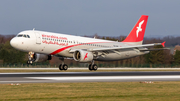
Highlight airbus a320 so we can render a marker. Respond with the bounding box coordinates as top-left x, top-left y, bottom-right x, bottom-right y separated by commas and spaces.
10, 15, 167, 71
